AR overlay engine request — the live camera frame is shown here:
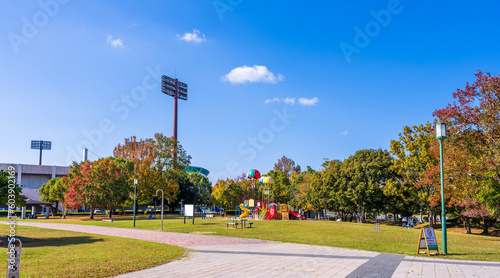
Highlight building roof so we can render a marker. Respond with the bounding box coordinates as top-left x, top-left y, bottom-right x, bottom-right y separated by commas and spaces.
0, 163, 69, 176
22, 189, 52, 206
